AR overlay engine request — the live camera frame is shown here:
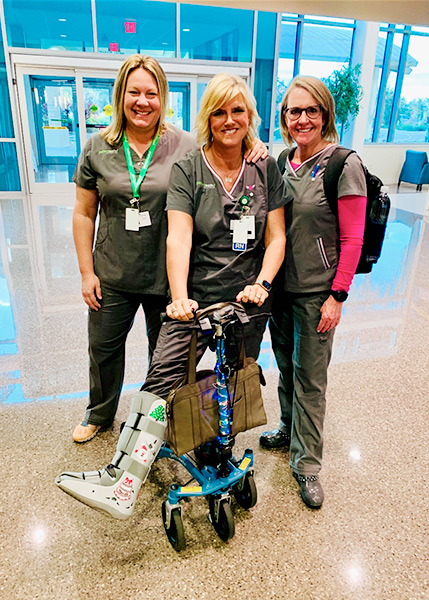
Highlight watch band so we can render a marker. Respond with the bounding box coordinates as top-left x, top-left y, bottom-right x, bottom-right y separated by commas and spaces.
255, 279, 272, 293
330, 289, 348, 302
